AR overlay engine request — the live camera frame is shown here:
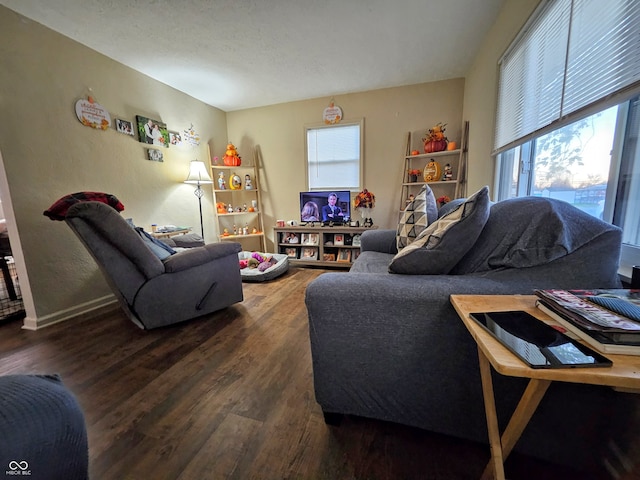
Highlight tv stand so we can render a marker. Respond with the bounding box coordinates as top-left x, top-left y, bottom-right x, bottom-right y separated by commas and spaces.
274, 225, 376, 269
